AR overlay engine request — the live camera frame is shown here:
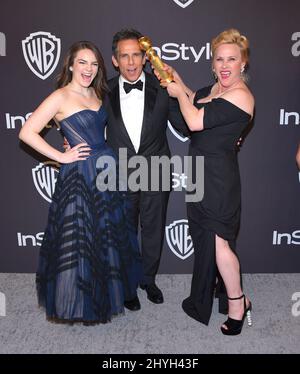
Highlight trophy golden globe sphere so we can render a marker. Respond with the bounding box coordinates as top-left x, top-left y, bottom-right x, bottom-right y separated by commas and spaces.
138, 36, 152, 51
138, 36, 174, 83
